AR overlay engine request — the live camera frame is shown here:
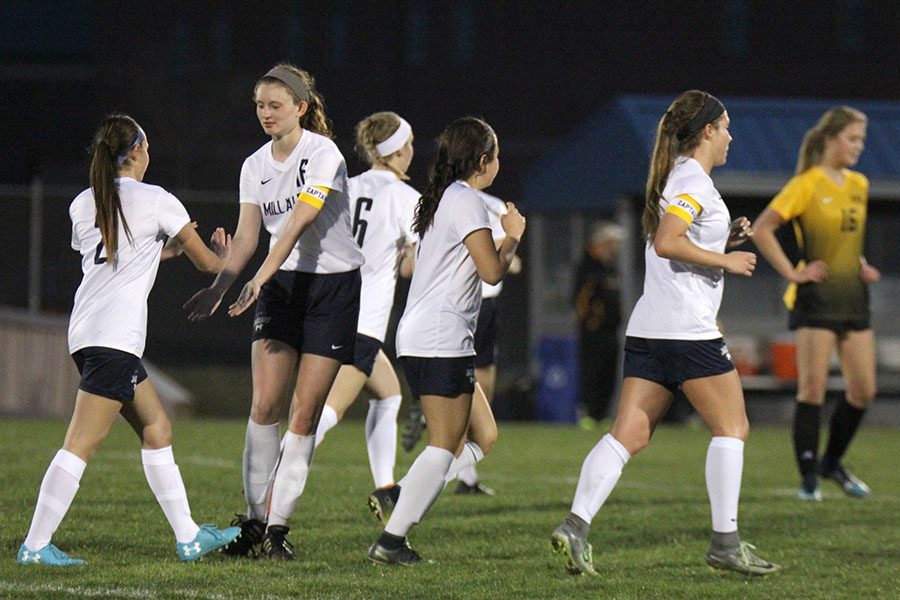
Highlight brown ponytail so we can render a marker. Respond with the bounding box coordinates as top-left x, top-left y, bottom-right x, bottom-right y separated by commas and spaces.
643, 90, 724, 241
412, 117, 496, 237
256, 64, 334, 139
89, 114, 140, 266
796, 106, 867, 174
